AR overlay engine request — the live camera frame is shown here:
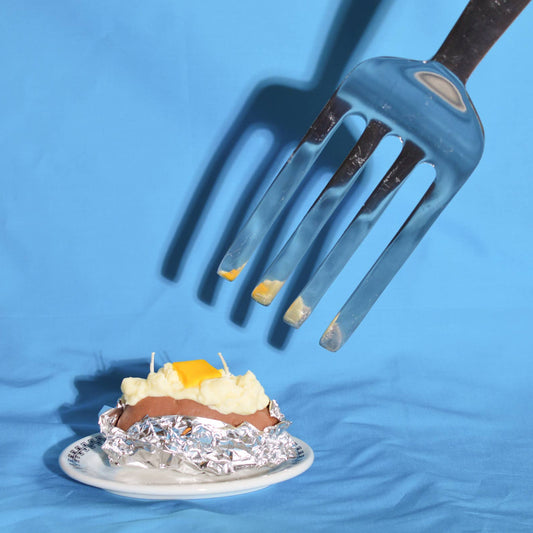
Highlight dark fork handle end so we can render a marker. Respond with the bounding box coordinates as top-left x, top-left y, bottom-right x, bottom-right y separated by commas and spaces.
432, 0, 530, 84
